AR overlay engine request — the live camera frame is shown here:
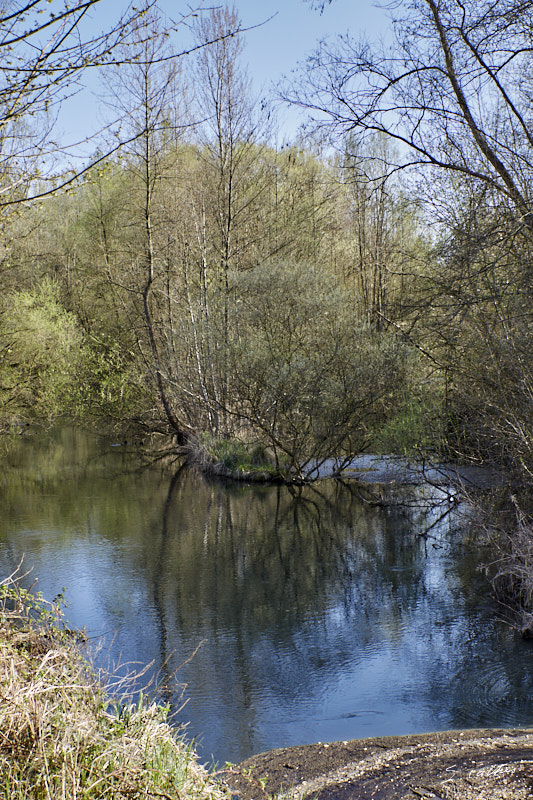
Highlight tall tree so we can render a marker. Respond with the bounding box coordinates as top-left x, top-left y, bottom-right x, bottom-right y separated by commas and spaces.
296, 0, 533, 225
102, 3, 189, 443
189, 3, 268, 434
